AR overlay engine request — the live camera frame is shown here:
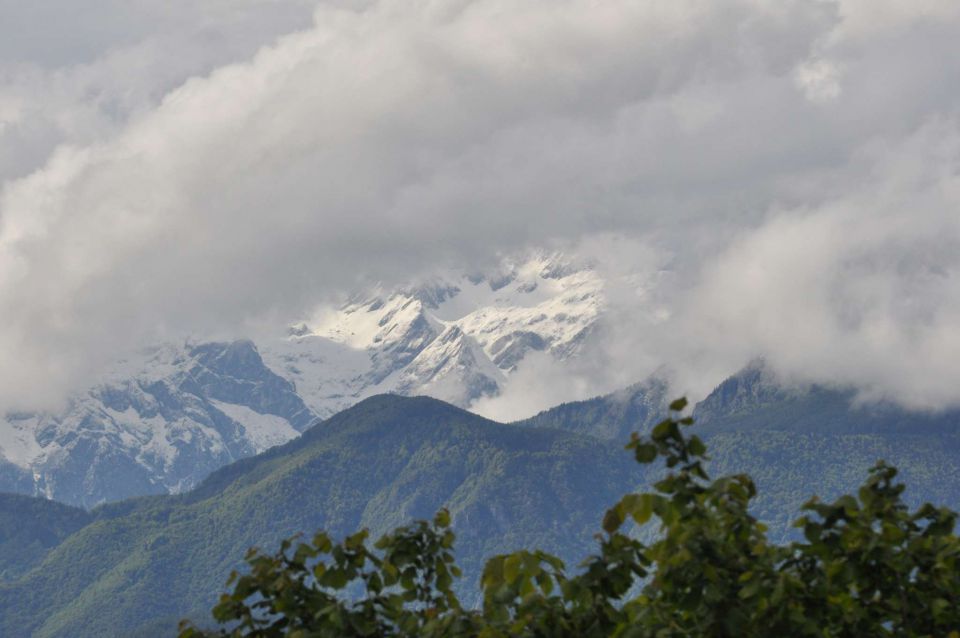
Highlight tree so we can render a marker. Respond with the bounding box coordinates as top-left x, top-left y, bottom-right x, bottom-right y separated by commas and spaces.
180, 398, 960, 637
